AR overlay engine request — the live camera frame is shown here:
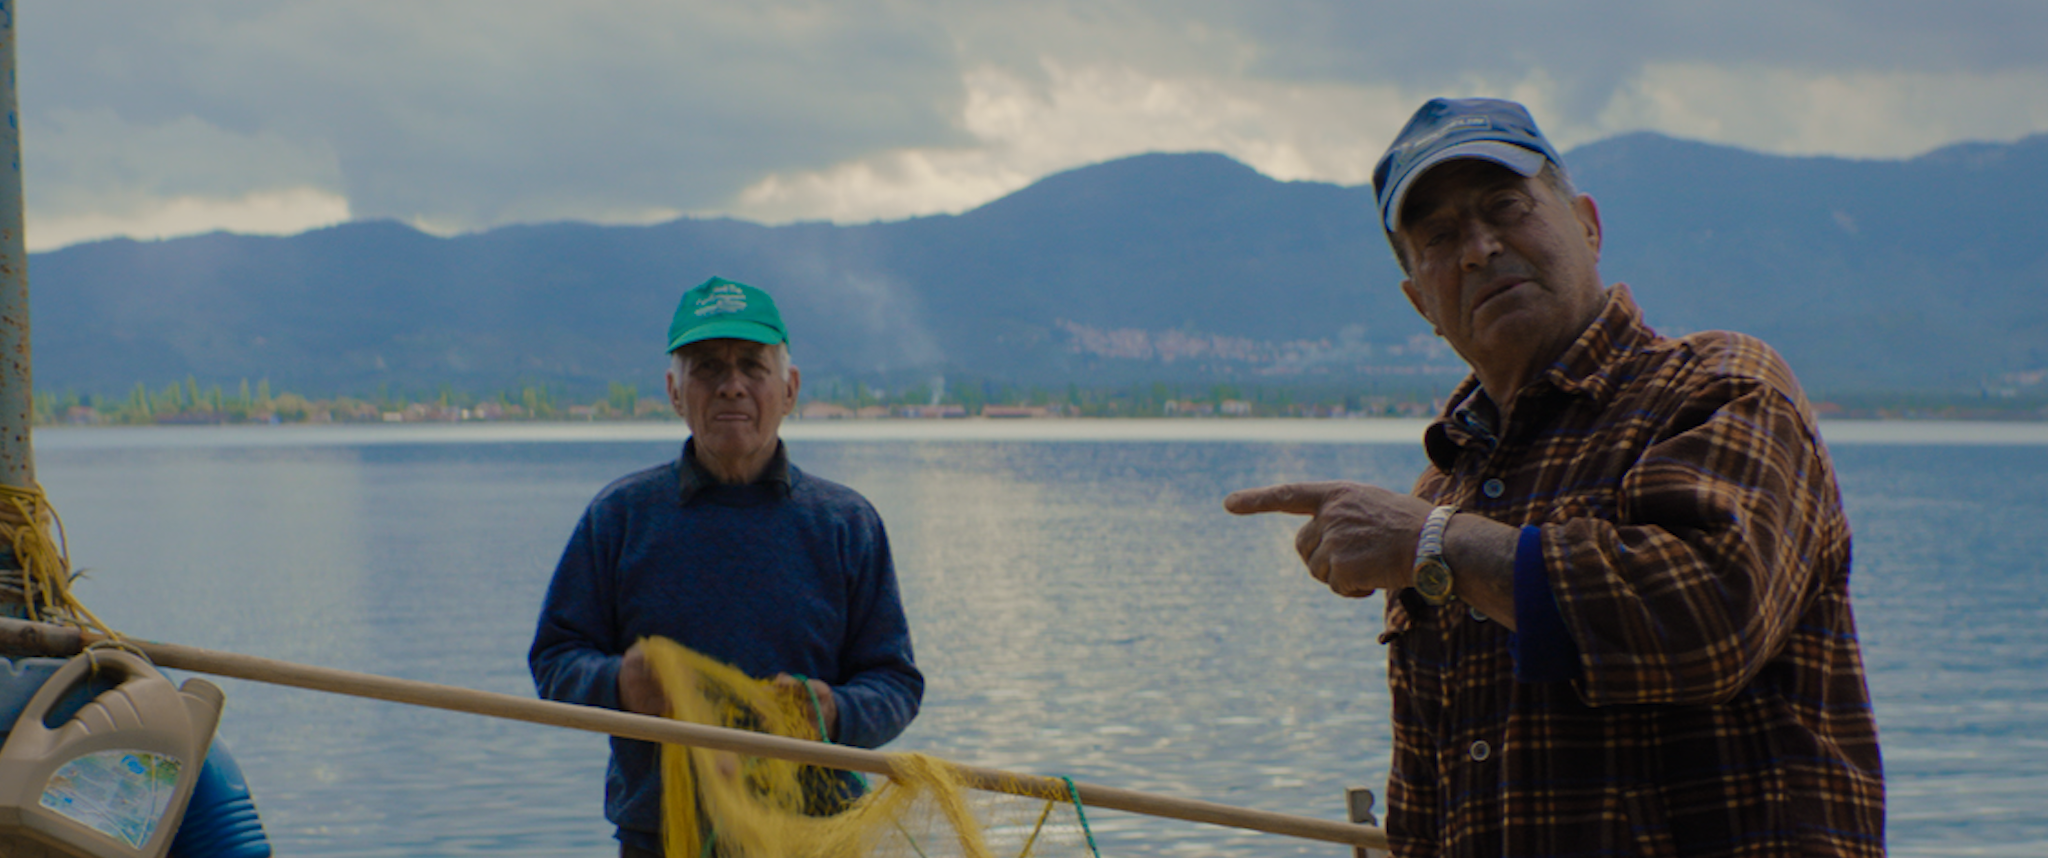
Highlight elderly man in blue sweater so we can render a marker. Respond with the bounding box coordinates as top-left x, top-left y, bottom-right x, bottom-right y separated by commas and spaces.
529, 276, 924, 858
